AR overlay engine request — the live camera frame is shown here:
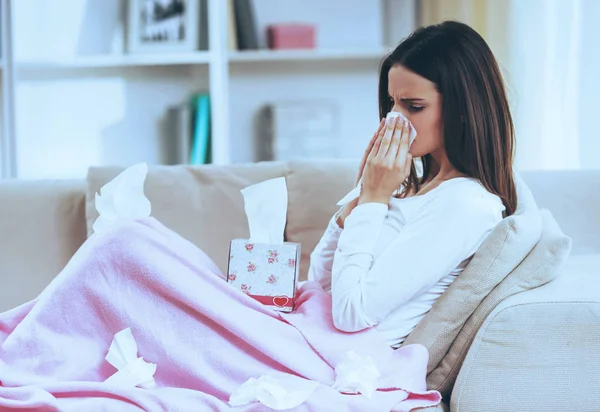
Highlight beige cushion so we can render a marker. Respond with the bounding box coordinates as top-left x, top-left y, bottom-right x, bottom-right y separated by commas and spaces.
433, 209, 572, 399
285, 159, 359, 280
86, 163, 287, 276
450, 251, 592, 412
402, 175, 543, 390
0, 180, 87, 311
